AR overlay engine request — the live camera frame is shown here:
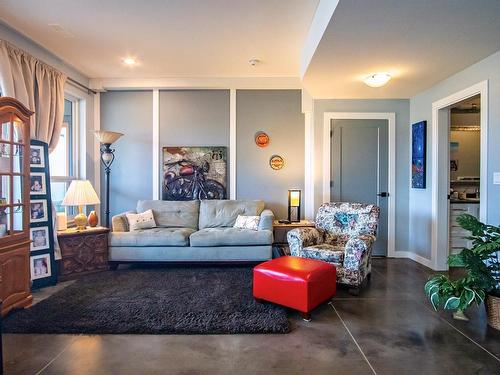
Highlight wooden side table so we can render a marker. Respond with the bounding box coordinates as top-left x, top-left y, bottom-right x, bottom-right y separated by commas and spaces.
57, 227, 110, 280
272, 220, 315, 257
